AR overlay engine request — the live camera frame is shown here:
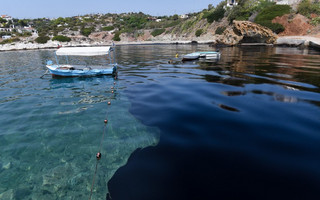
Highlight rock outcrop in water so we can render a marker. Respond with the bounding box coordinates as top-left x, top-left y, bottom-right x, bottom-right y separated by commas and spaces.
216, 20, 278, 45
